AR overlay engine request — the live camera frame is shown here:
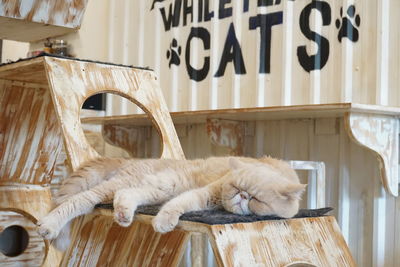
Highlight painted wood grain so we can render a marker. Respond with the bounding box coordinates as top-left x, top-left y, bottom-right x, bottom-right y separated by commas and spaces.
0, 186, 54, 266
62, 214, 190, 267
0, 210, 48, 267
0, 80, 62, 185
0, 0, 89, 41
208, 216, 355, 267
0, 57, 47, 84
345, 113, 399, 196
43, 56, 185, 171
34, 56, 190, 266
